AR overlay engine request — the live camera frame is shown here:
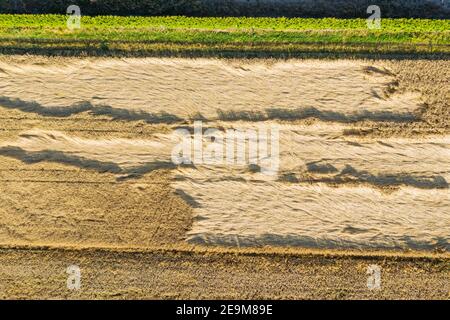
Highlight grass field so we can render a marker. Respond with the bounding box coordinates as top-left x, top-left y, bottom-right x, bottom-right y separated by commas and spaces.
0, 15, 449, 57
